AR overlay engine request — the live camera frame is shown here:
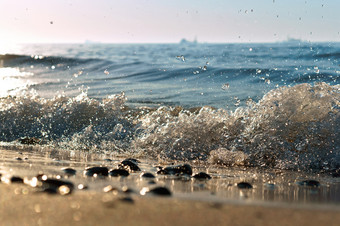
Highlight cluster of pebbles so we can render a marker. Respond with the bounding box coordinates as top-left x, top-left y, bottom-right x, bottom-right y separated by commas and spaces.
0, 157, 323, 203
